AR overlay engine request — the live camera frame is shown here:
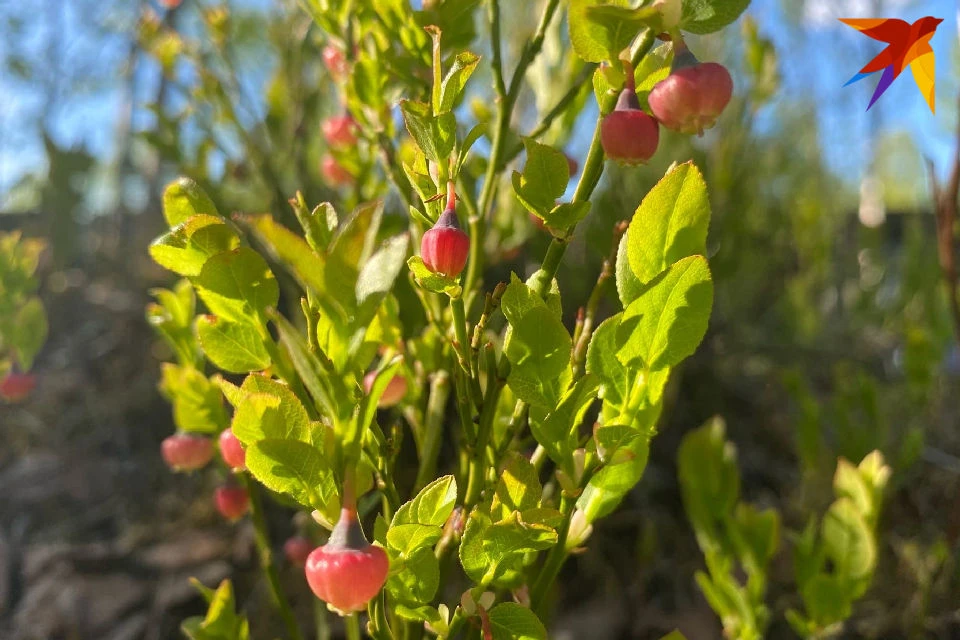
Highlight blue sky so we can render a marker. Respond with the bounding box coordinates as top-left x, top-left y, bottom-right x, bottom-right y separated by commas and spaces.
0, 0, 956, 210
749, 0, 958, 183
